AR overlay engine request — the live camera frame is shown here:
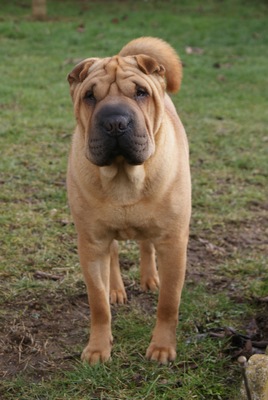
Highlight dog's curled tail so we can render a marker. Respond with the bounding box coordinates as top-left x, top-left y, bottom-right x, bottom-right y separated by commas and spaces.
118, 37, 182, 93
